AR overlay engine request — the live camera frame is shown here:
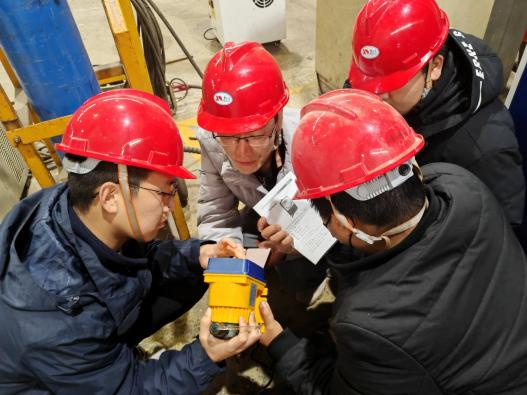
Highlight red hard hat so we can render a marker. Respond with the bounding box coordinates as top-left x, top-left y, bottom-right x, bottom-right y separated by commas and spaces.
292, 89, 424, 200
197, 41, 289, 134
56, 89, 195, 179
348, 0, 449, 94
